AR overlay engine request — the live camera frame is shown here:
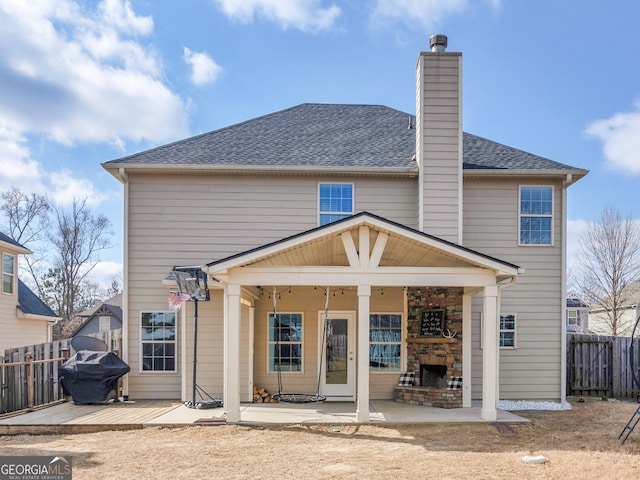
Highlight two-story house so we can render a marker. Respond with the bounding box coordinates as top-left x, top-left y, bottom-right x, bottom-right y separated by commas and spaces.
0, 232, 60, 354
102, 35, 588, 422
